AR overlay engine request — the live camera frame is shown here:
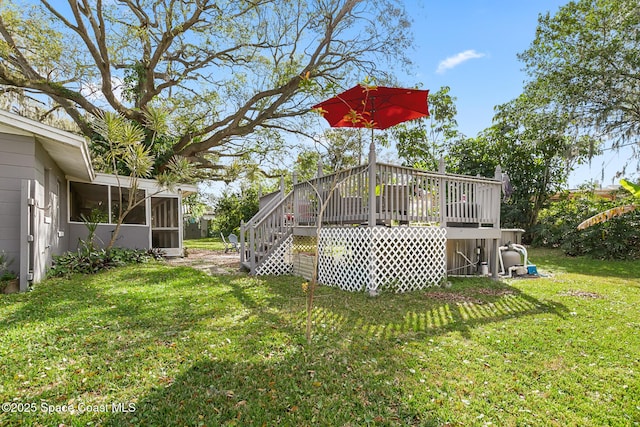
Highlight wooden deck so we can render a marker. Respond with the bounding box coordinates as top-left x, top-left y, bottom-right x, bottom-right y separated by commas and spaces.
240, 148, 503, 275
